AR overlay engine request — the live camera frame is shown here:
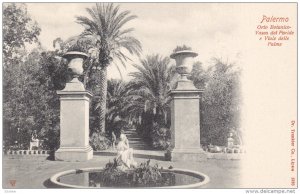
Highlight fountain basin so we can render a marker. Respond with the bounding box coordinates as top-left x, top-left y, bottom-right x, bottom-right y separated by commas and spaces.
50, 167, 210, 188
